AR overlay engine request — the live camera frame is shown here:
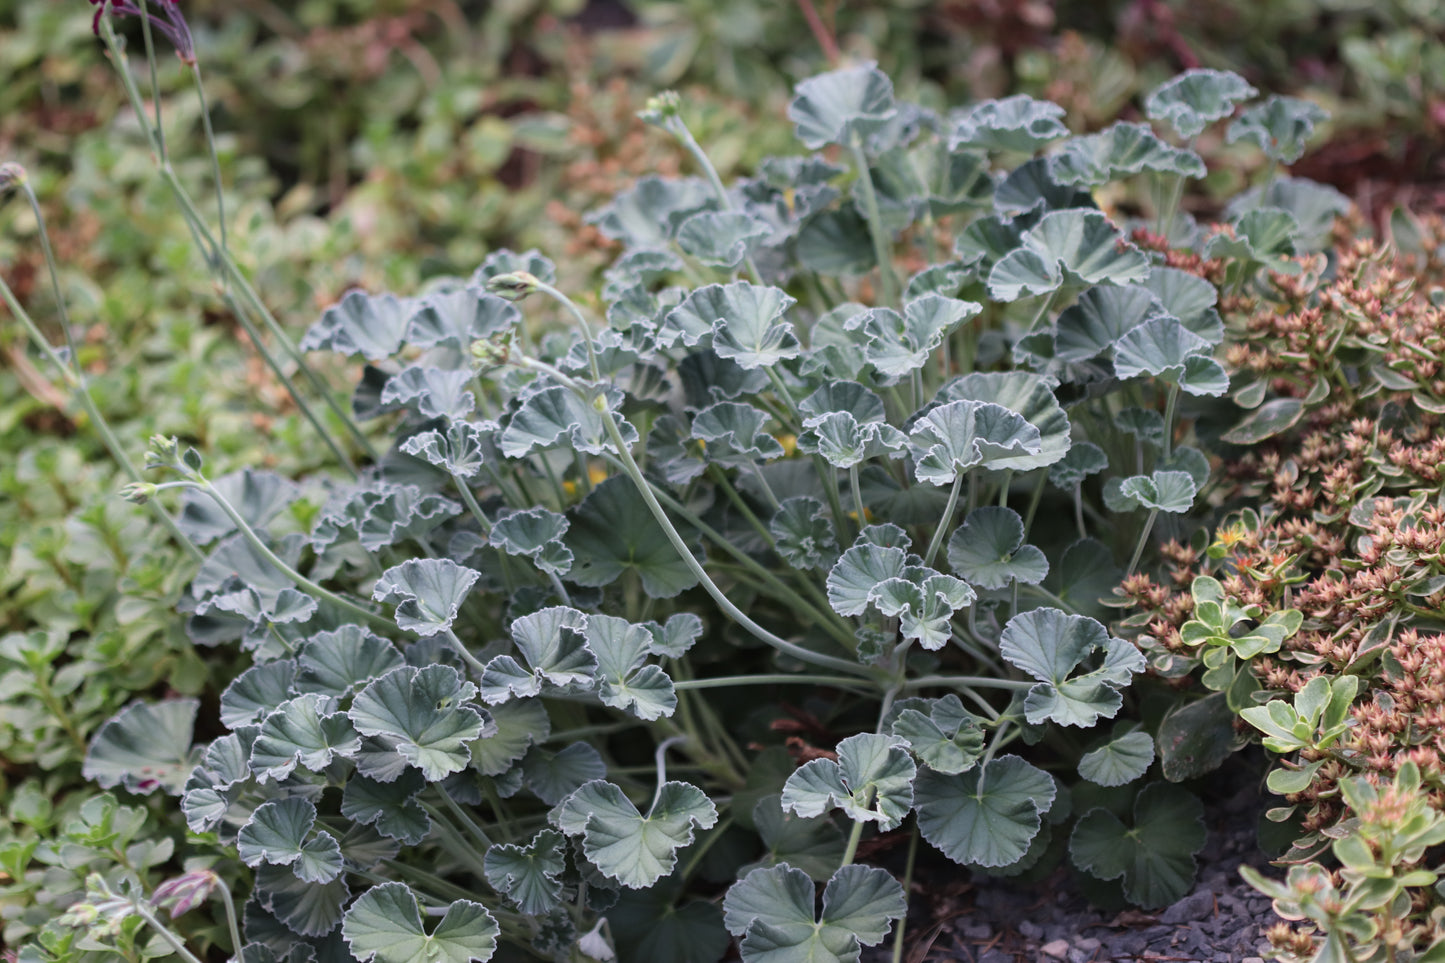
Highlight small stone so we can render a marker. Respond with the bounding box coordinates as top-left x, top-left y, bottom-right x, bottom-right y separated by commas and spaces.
1040, 939, 1070, 958
1018, 920, 1043, 939
1074, 938, 1101, 953
960, 922, 991, 940
1161, 889, 1216, 924
979, 951, 1012, 963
